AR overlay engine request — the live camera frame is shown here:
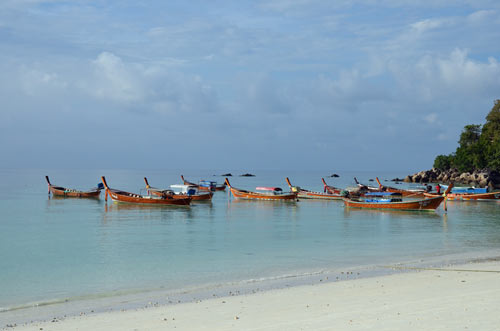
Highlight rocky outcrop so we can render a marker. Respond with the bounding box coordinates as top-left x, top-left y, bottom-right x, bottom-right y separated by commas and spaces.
404, 168, 500, 189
